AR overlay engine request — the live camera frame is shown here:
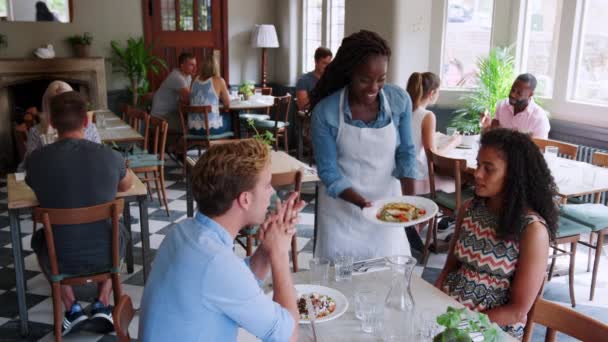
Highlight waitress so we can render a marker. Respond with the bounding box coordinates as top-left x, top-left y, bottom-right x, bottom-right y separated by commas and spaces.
311, 30, 417, 261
